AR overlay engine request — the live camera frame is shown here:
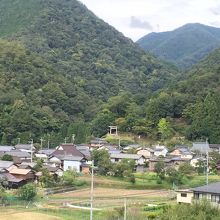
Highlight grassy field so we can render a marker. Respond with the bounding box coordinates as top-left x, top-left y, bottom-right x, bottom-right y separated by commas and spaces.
0, 173, 219, 219
0, 209, 60, 220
